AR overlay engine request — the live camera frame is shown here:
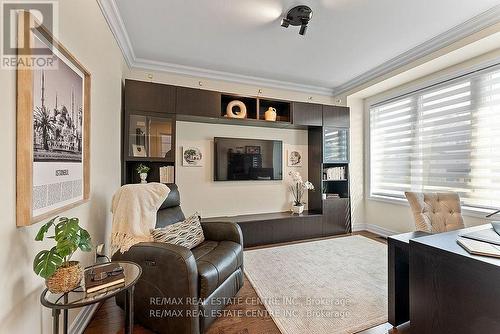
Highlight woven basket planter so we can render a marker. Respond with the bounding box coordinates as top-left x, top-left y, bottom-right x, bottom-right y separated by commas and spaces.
46, 261, 83, 293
